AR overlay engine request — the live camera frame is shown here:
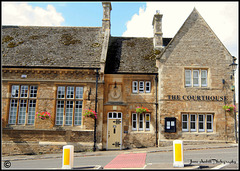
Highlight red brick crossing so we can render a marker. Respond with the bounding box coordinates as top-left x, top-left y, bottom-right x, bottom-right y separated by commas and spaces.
104, 153, 146, 169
